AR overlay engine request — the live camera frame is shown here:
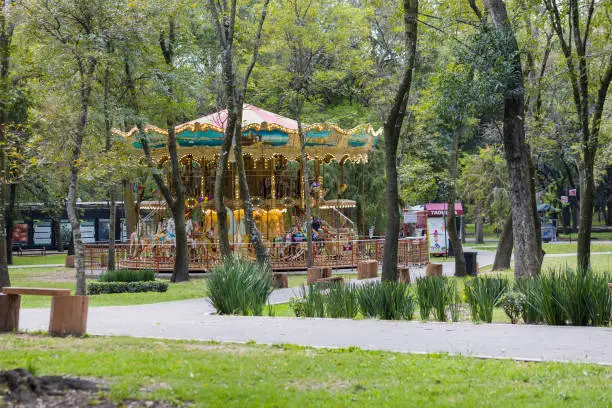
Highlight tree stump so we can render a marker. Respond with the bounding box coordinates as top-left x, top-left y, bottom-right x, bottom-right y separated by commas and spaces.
0, 294, 20, 332
357, 260, 378, 279
65, 255, 75, 268
425, 263, 443, 277
272, 273, 288, 289
316, 276, 344, 286
307, 267, 323, 285
49, 295, 89, 337
321, 267, 332, 279
398, 267, 411, 283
